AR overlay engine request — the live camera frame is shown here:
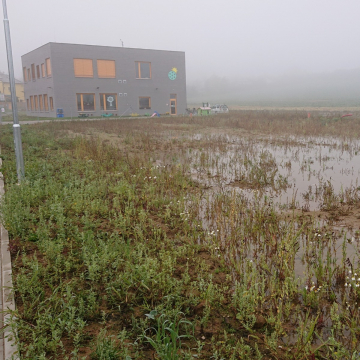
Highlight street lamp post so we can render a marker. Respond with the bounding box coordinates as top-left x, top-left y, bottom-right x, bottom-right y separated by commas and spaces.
2, 0, 24, 182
